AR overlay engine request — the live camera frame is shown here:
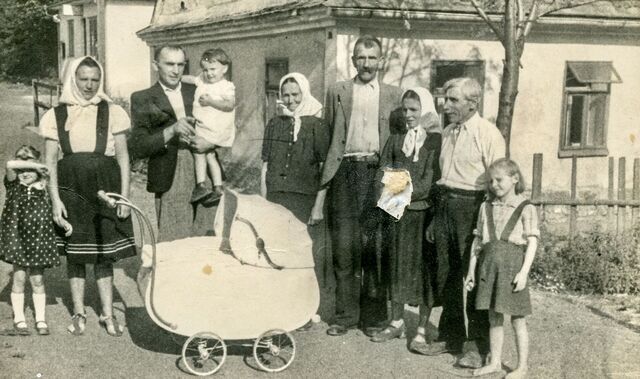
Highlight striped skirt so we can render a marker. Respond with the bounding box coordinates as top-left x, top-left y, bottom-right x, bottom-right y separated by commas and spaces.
57, 152, 136, 264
